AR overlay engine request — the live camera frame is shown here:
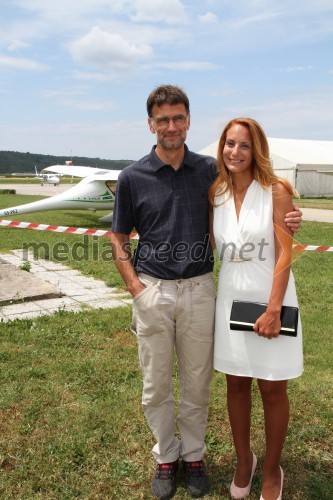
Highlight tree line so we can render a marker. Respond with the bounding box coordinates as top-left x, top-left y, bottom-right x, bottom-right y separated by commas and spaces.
0, 151, 134, 175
